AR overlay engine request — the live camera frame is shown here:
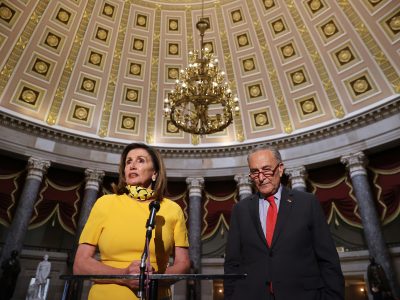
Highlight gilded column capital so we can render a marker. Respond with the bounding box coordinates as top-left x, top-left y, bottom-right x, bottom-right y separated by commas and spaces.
341, 151, 368, 177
